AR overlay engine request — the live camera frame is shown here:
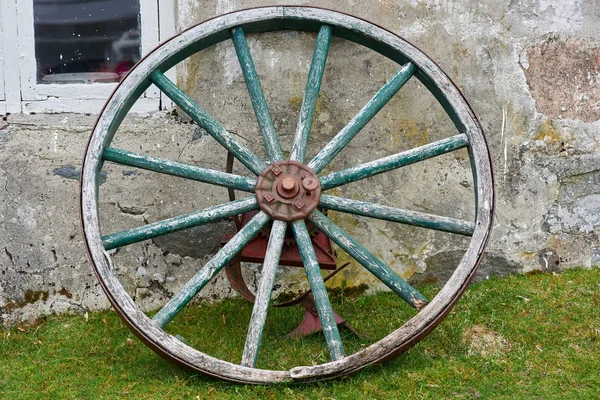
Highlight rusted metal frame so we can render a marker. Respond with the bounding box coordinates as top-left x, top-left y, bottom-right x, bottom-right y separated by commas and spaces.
150, 70, 267, 175
319, 133, 469, 190
292, 220, 345, 361
152, 211, 271, 328
103, 147, 256, 193
102, 197, 258, 250
309, 210, 428, 310
319, 195, 474, 236
241, 220, 287, 368
231, 27, 284, 162
289, 24, 332, 163
307, 62, 416, 174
